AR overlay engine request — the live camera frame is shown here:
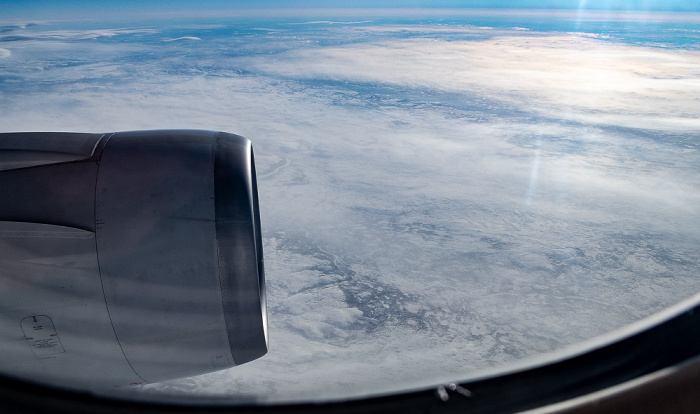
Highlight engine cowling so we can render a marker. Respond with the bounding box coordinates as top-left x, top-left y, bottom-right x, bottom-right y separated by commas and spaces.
0, 130, 267, 389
